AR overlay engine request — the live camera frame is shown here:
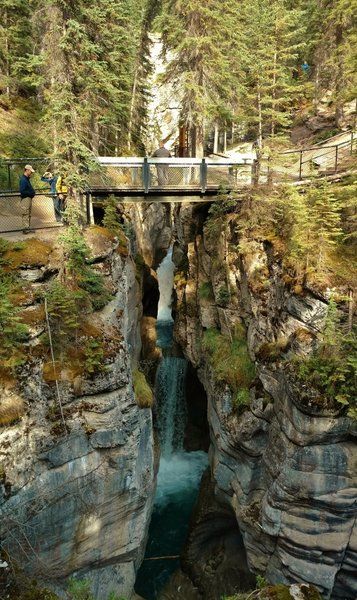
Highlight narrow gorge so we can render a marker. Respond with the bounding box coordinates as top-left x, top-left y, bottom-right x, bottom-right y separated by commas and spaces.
0, 190, 356, 600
